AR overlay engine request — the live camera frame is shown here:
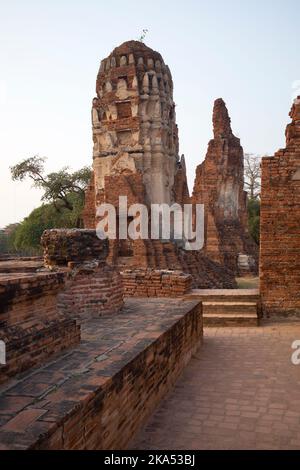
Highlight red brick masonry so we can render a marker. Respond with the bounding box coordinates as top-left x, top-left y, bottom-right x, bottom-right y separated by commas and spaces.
58, 262, 124, 319
121, 269, 192, 297
260, 98, 300, 316
41, 229, 108, 267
